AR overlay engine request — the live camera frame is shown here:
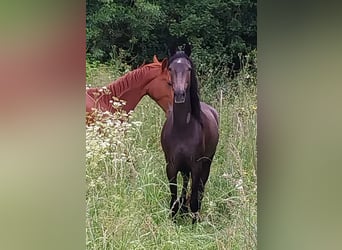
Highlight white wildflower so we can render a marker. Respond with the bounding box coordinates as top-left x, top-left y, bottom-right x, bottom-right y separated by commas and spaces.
131, 121, 142, 127
235, 178, 243, 190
